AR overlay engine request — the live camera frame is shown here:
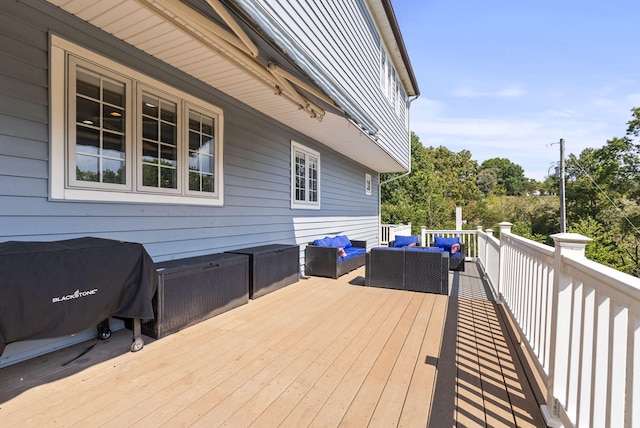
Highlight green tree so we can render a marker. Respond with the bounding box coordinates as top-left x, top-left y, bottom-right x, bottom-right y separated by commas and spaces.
381, 134, 483, 231
479, 158, 527, 195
